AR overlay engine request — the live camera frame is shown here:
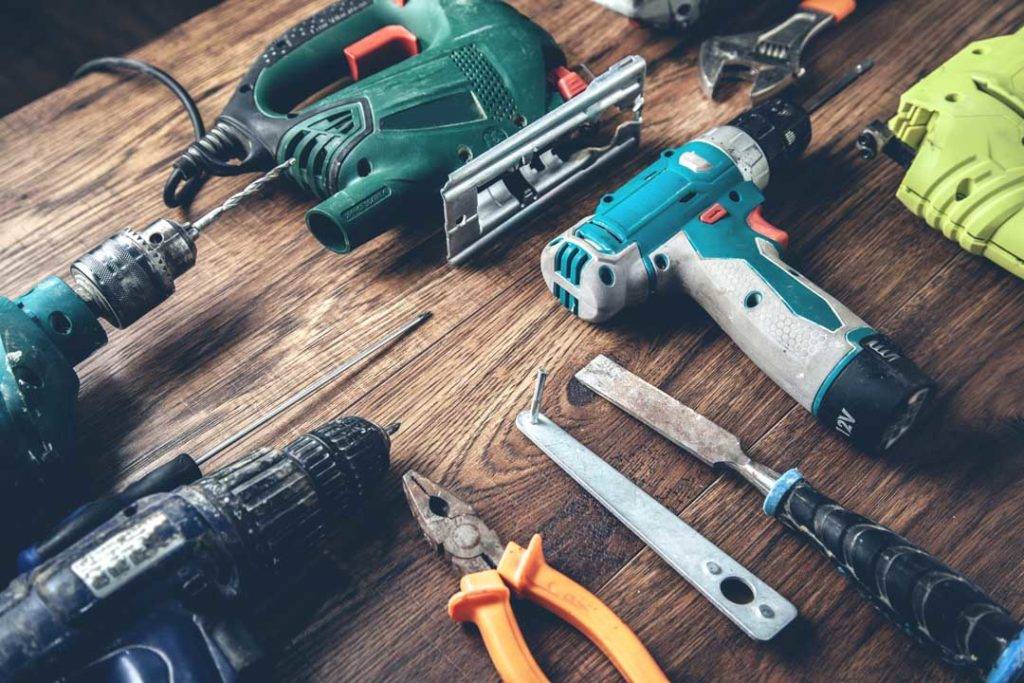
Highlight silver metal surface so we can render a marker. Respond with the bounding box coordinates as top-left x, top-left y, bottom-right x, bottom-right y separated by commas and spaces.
402, 470, 505, 576
694, 125, 770, 190
66, 161, 295, 328
516, 408, 796, 640
189, 159, 296, 235
442, 56, 646, 265
699, 9, 836, 103
70, 222, 193, 329
530, 368, 548, 424
195, 311, 430, 466
590, 0, 707, 30
575, 355, 781, 495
